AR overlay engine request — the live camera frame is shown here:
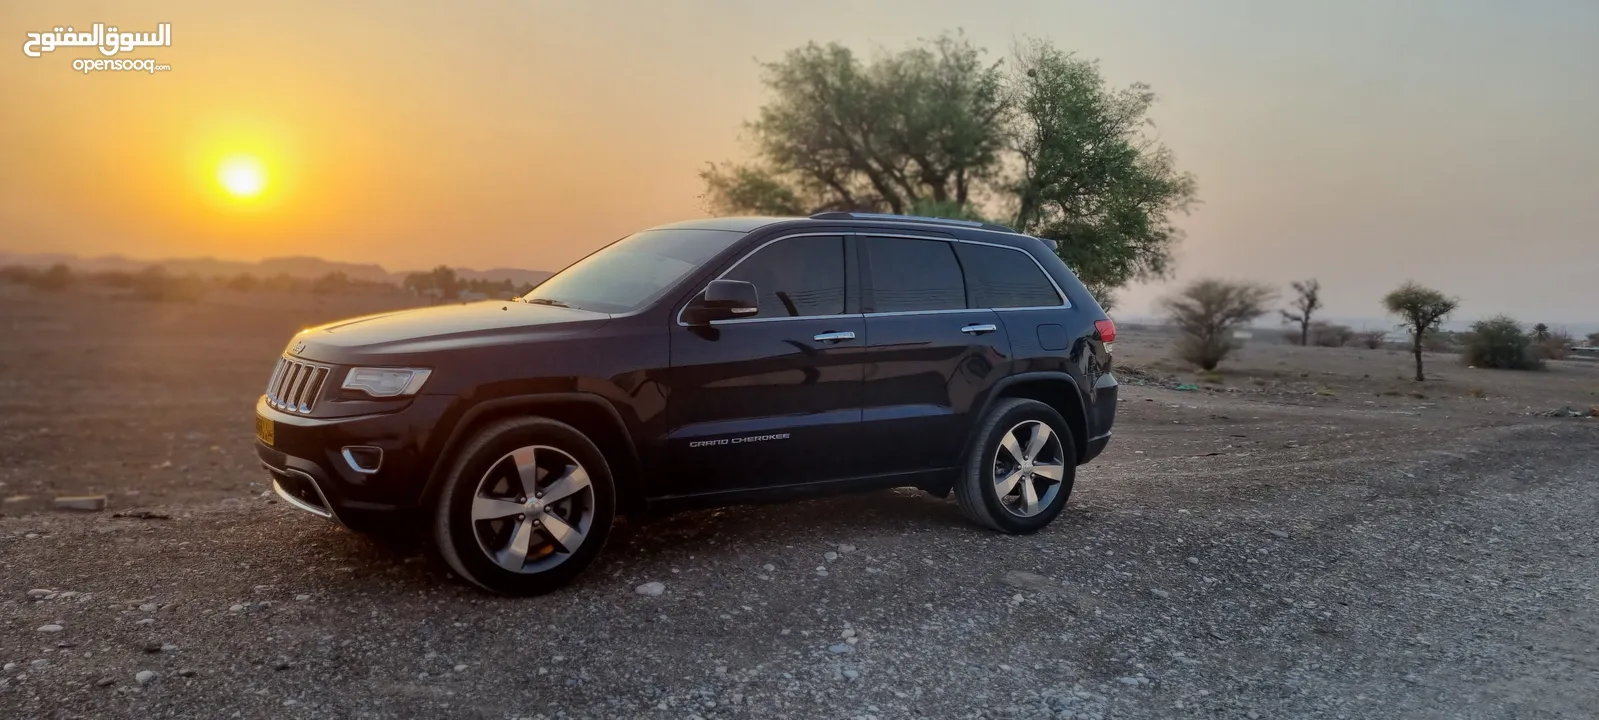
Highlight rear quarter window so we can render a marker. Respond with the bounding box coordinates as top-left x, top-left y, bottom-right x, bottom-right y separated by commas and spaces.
953, 243, 1064, 309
